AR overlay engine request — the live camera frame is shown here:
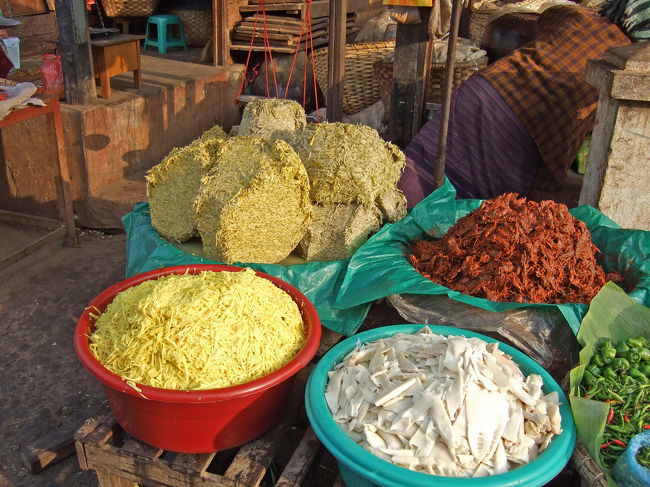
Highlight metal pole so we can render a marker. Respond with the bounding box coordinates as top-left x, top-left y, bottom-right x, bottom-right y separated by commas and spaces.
432, 0, 463, 188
